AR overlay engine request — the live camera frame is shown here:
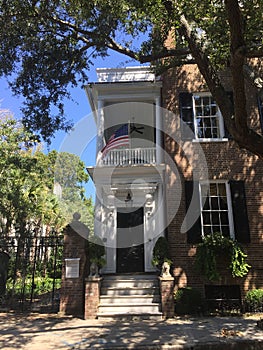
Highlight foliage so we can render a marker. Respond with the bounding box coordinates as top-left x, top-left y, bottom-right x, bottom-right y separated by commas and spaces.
152, 236, 171, 268
244, 289, 263, 312
195, 233, 251, 281
0, 1, 263, 156
6, 276, 61, 298
0, 113, 93, 243
174, 287, 203, 315
89, 235, 106, 268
